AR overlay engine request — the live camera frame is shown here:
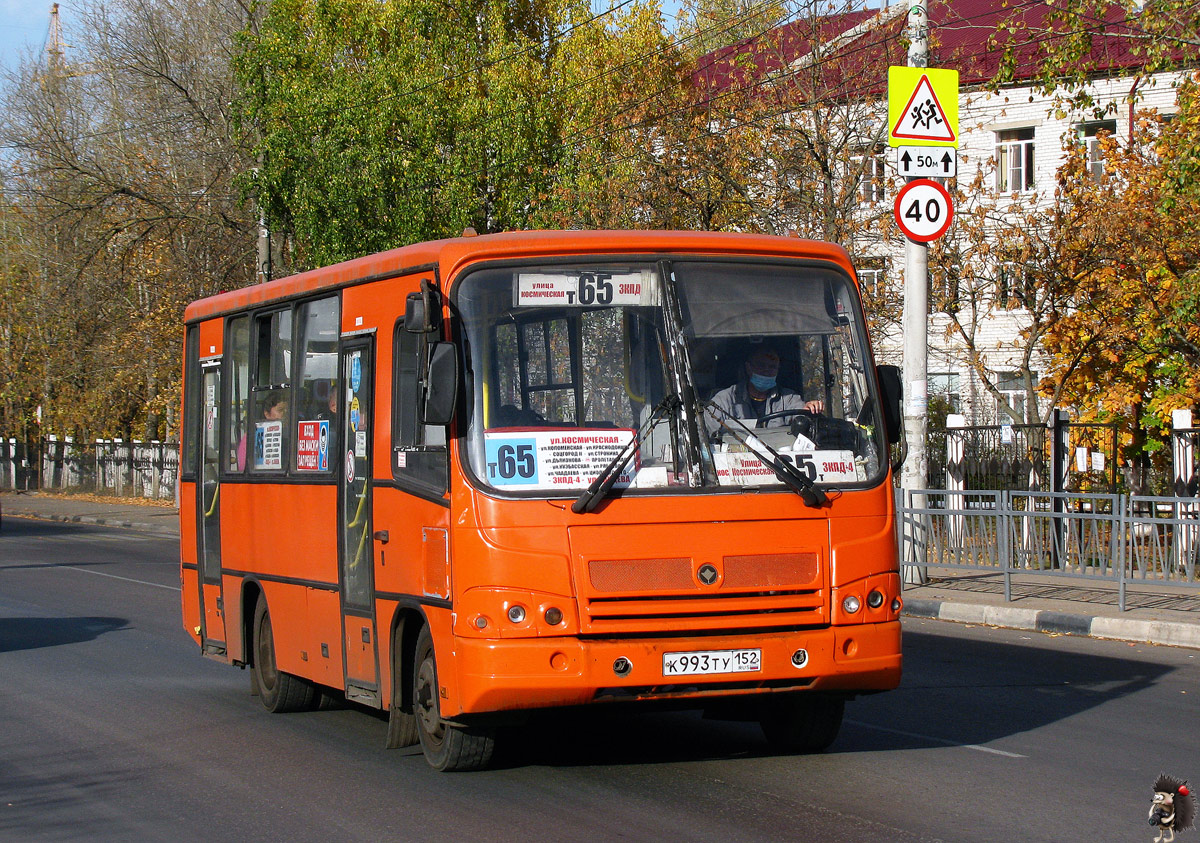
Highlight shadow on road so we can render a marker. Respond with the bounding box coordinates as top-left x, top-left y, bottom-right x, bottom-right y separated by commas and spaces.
486, 627, 1178, 768
0, 617, 129, 653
